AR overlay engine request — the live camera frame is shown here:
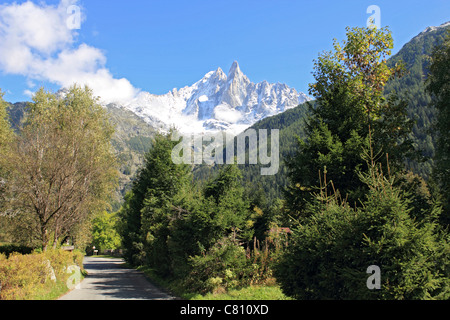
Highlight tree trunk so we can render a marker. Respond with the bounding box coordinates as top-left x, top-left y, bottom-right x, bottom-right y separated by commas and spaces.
42, 228, 48, 251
